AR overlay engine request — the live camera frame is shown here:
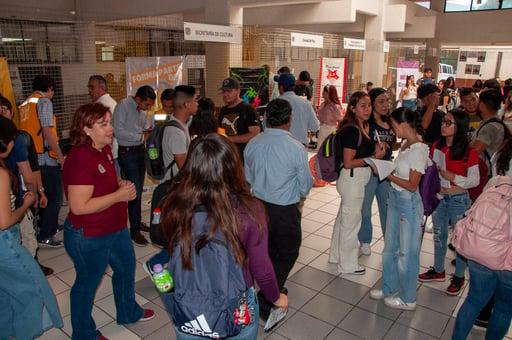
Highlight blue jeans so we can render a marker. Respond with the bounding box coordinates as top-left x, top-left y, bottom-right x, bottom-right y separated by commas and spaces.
452, 261, 512, 340
170, 287, 259, 340
0, 225, 62, 339
402, 99, 417, 111
382, 188, 423, 303
38, 165, 63, 240
359, 173, 390, 243
64, 220, 144, 340
117, 148, 145, 234
432, 191, 471, 276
